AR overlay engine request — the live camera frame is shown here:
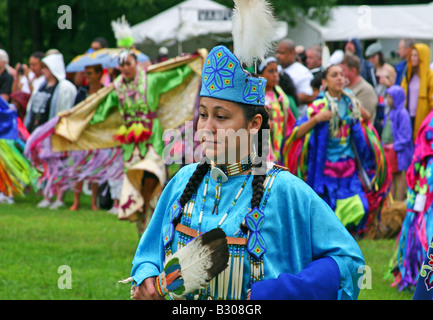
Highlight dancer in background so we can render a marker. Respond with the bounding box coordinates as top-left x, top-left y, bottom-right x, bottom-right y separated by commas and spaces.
69, 64, 104, 211
26, 17, 205, 237
281, 64, 390, 235
0, 95, 37, 203
257, 57, 296, 163
390, 109, 433, 292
